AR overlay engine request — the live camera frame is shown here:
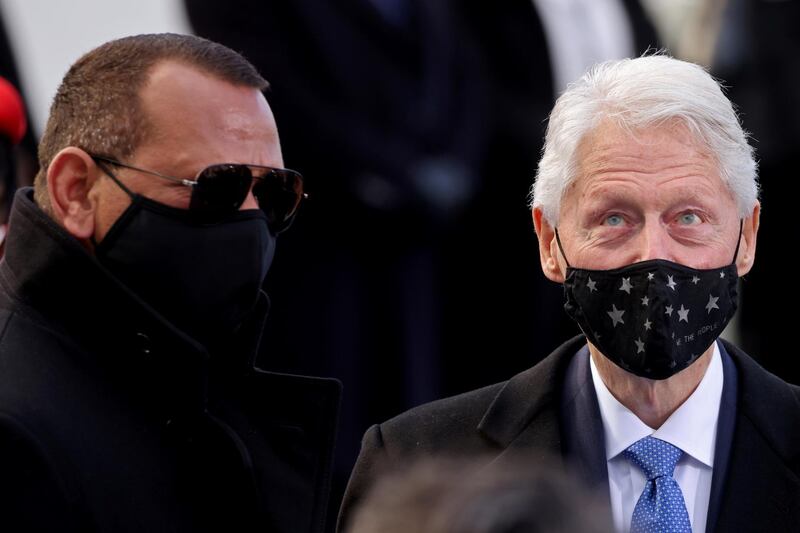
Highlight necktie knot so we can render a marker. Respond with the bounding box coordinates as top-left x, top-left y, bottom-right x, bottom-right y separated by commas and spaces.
624, 436, 691, 532
623, 436, 683, 480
